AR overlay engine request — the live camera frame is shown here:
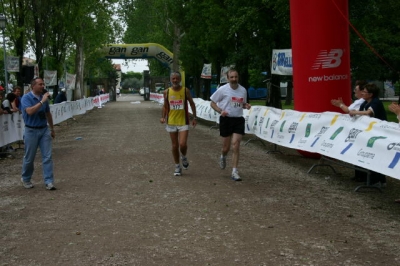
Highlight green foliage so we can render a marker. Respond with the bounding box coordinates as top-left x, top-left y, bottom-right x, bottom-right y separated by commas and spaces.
2, 0, 400, 100
122, 71, 142, 80
121, 71, 143, 89
248, 69, 267, 88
